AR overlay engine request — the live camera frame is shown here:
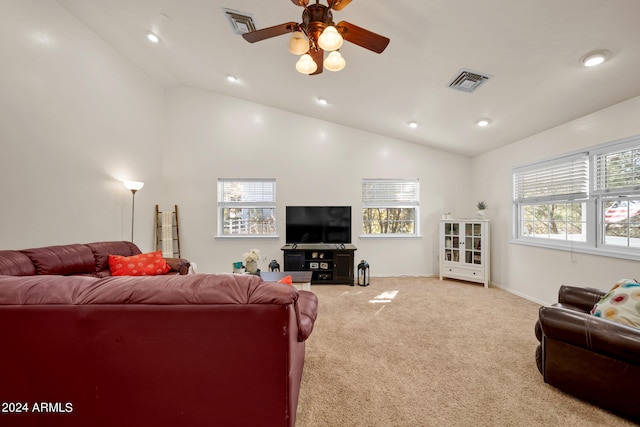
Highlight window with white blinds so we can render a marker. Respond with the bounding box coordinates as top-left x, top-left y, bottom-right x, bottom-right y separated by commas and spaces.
513, 153, 588, 203
593, 143, 640, 196
512, 134, 640, 259
362, 179, 419, 236
217, 179, 277, 237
